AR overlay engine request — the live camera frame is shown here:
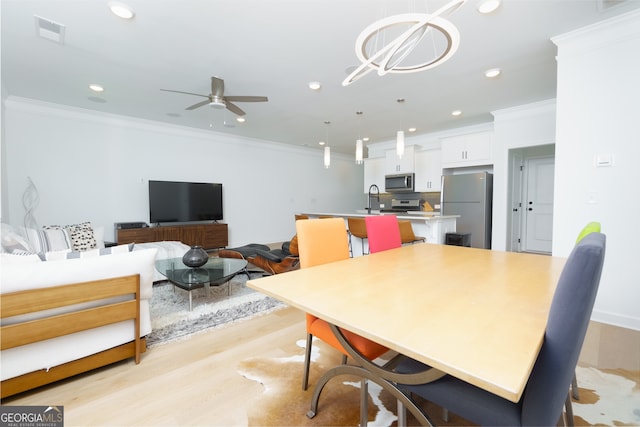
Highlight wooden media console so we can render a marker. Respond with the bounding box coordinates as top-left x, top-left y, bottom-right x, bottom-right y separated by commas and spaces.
116, 223, 228, 250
